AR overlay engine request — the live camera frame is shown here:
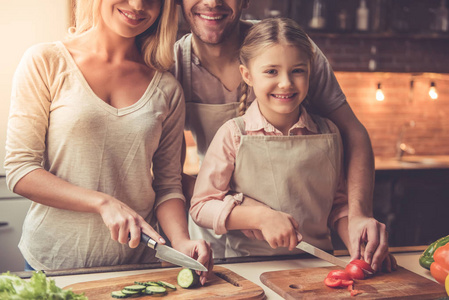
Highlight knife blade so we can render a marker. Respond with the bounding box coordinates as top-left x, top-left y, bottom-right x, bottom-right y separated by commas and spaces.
296, 241, 348, 268
140, 233, 207, 272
